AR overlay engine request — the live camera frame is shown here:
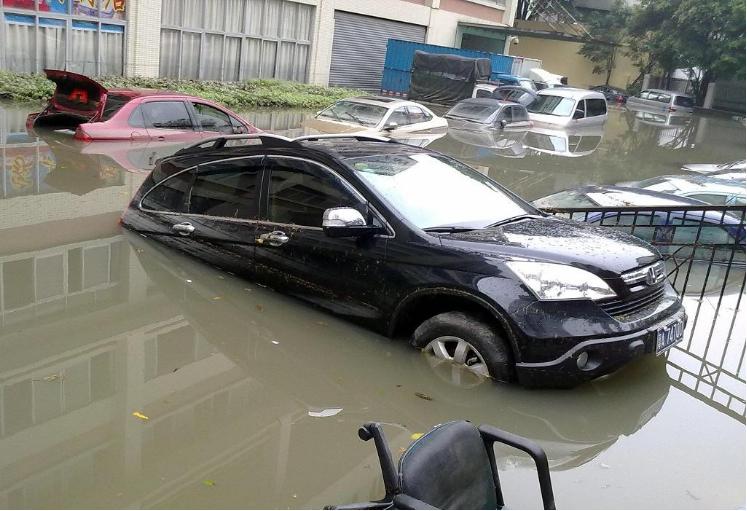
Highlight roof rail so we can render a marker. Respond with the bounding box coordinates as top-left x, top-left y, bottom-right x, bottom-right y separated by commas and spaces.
174, 133, 298, 156
293, 134, 394, 143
